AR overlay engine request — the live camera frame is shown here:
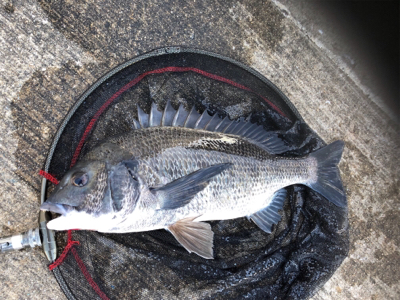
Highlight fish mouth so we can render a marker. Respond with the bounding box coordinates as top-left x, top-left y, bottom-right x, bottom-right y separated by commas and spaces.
40, 202, 75, 216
